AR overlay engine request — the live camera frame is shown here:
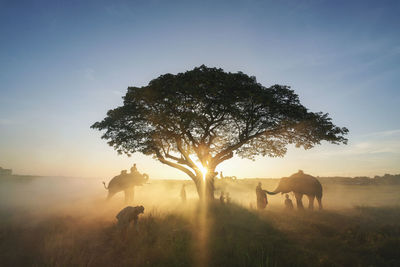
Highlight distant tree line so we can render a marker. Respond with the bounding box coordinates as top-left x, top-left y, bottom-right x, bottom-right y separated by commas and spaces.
317, 174, 400, 185
241, 174, 400, 186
